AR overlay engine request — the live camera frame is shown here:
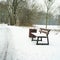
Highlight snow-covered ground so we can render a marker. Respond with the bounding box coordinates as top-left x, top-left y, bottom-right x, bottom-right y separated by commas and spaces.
0, 24, 60, 60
